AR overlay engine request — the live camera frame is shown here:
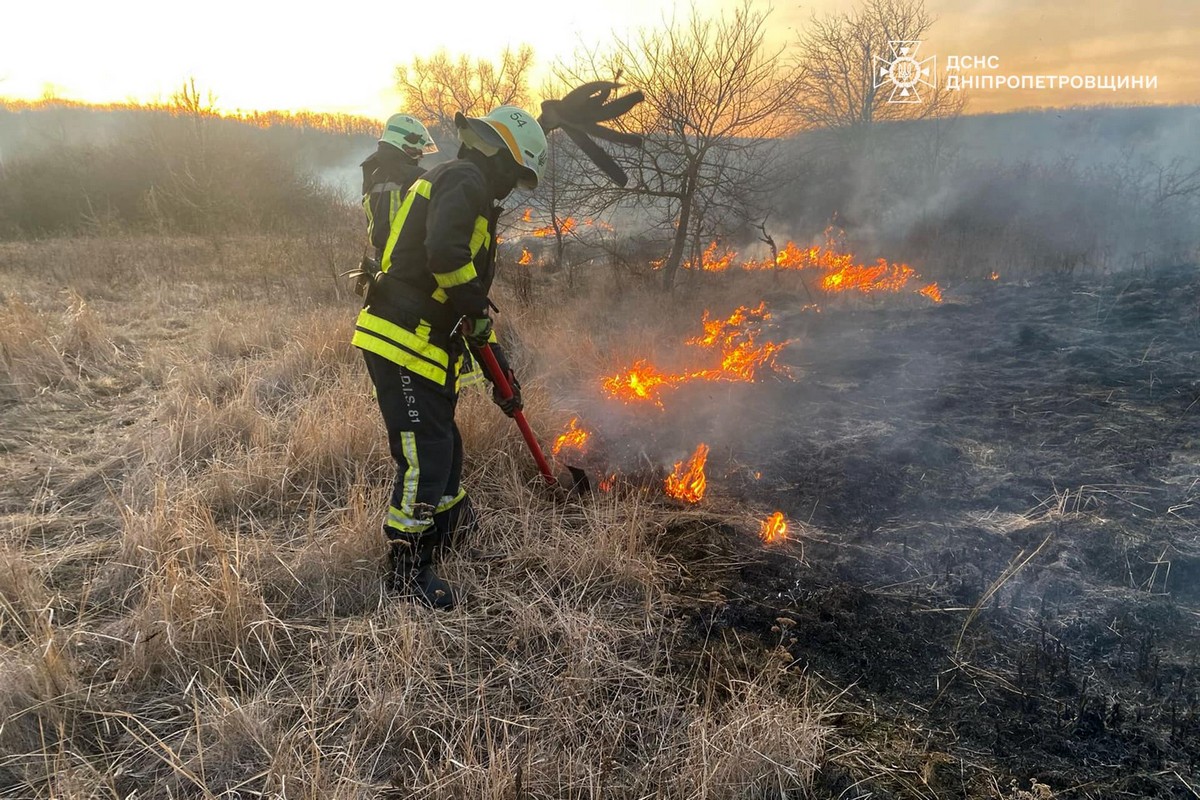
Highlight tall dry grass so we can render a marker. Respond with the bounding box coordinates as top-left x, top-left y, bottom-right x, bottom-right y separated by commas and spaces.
0, 234, 826, 797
